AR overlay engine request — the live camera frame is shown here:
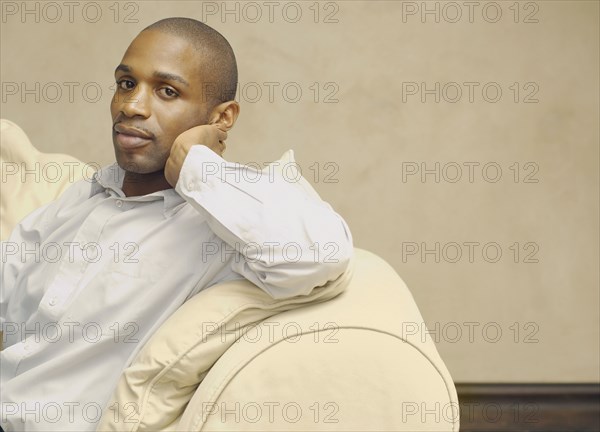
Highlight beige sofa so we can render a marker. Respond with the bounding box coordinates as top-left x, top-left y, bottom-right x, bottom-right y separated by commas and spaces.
0, 119, 459, 431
